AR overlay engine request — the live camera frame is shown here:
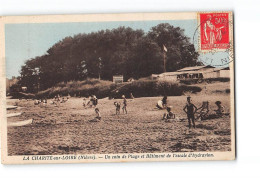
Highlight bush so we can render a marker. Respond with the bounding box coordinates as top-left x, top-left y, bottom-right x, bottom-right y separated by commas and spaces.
36, 78, 202, 99
37, 78, 114, 98
110, 79, 201, 98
